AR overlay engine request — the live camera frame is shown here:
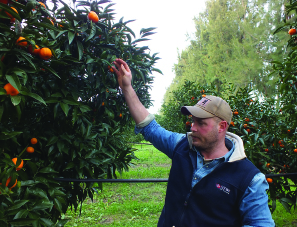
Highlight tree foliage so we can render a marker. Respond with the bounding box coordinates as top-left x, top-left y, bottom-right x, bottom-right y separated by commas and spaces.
0, 0, 161, 225
164, 0, 288, 104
